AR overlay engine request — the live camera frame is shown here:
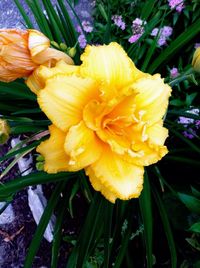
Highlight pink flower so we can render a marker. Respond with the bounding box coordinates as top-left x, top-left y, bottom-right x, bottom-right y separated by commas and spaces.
78, 34, 87, 48
128, 33, 142, 43
168, 0, 185, 13
183, 129, 196, 139
151, 26, 173, 47
170, 67, 179, 78
82, 20, 93, 33
112, 15, 126, 30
